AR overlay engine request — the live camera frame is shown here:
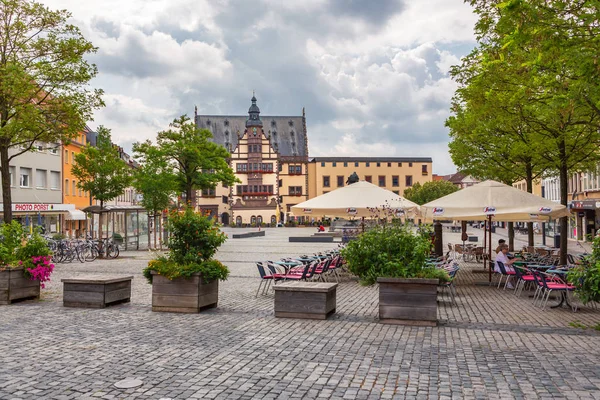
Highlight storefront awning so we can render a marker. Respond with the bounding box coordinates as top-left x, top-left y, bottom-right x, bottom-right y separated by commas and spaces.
66, 210, 87, 220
